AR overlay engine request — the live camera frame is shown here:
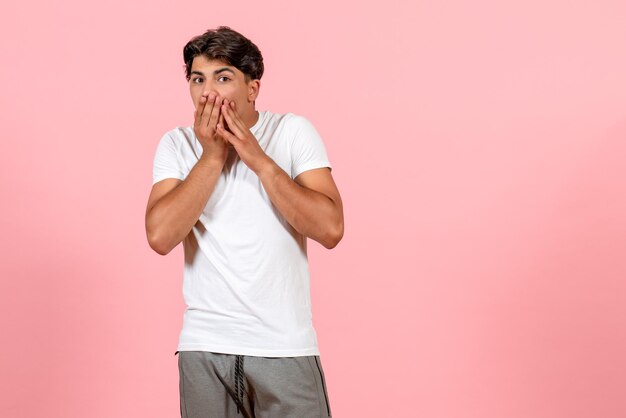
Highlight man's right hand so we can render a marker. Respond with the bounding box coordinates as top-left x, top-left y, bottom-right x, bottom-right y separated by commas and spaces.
194, 92, 228, 165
